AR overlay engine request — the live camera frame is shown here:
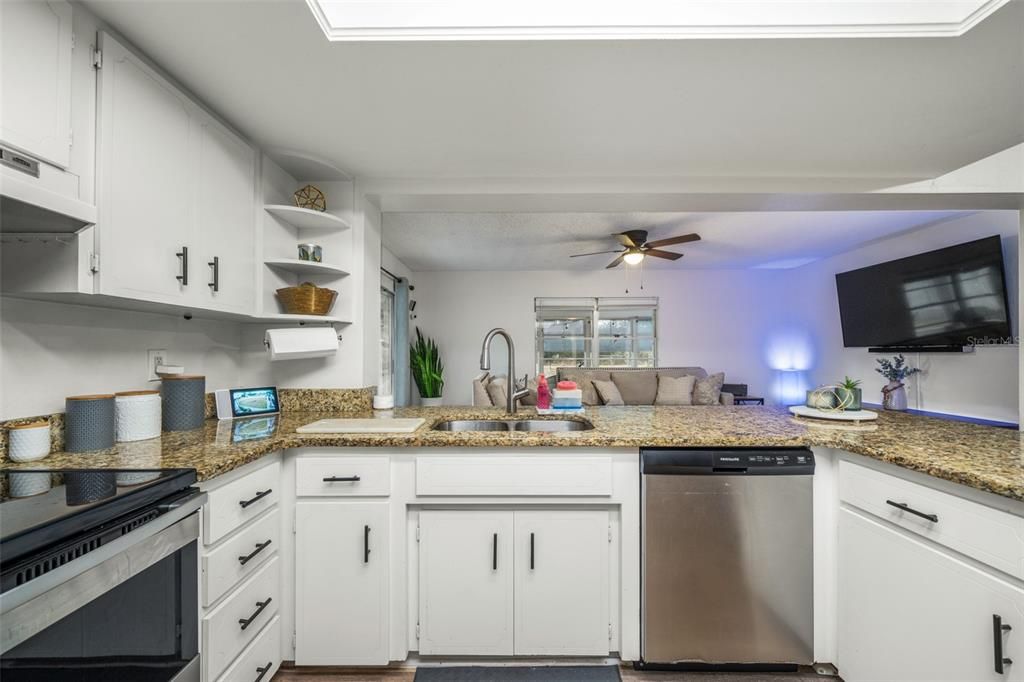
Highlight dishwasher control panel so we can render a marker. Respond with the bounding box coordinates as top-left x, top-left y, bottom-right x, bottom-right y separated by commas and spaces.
641, 448, 815, 475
